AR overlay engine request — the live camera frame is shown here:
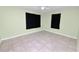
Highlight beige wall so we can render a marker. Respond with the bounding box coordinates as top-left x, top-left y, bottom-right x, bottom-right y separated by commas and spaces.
0, 8, 3, 39
0, 7, 42, 39
0, 6, 79, 40
42, 8, 79, 39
